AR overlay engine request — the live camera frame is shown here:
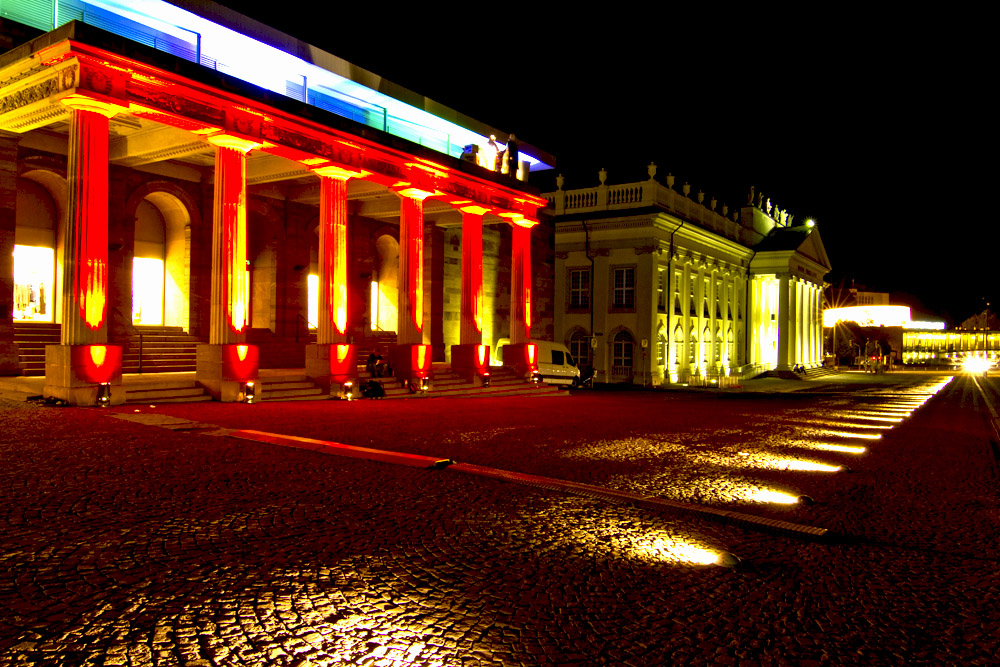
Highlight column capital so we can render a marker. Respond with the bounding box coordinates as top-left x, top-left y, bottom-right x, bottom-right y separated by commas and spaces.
60, 93, 126, 118
207, 133, 262, 154
393, 185, 437, 201
313, 164, 369, 181
499, 211, 538, 228
458, 204, 491, 216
